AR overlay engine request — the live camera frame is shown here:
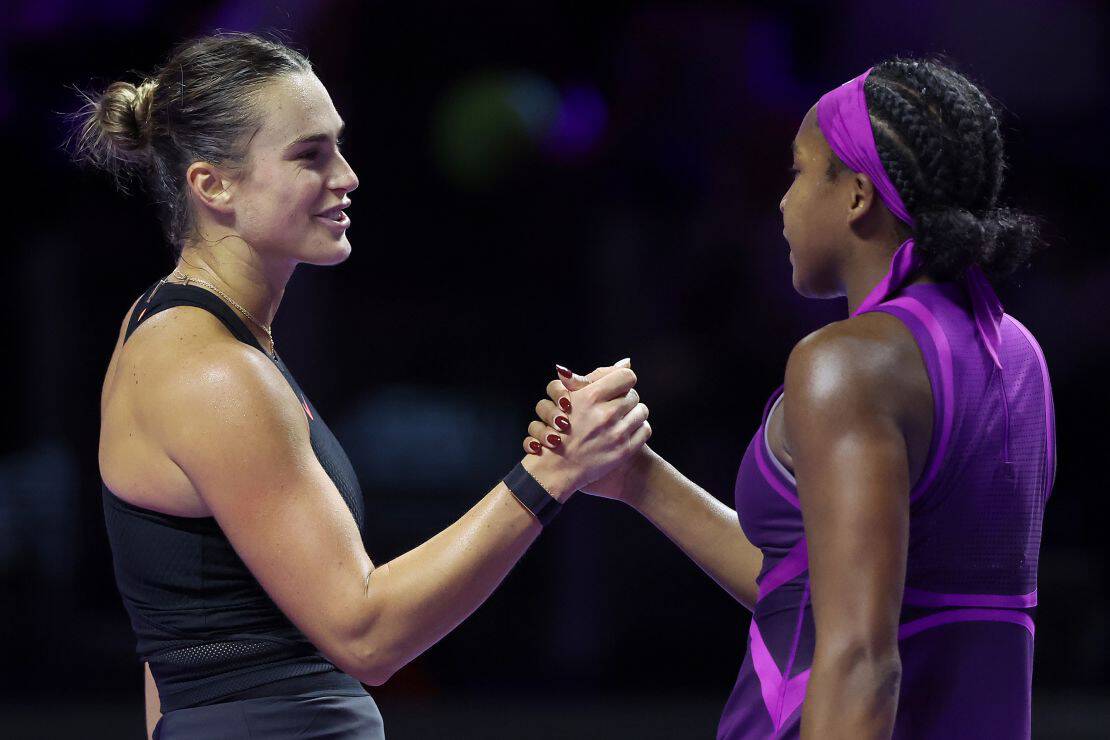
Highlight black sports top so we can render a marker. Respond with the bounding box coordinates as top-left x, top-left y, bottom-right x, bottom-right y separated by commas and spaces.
101, 278, 372, 713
